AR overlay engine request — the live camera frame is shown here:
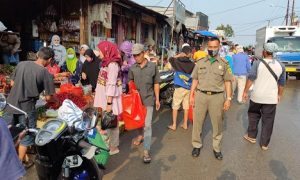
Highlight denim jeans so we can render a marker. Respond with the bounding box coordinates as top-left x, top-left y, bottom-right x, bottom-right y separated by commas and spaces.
139, 106, 154, 151
3, 111, 37, 146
